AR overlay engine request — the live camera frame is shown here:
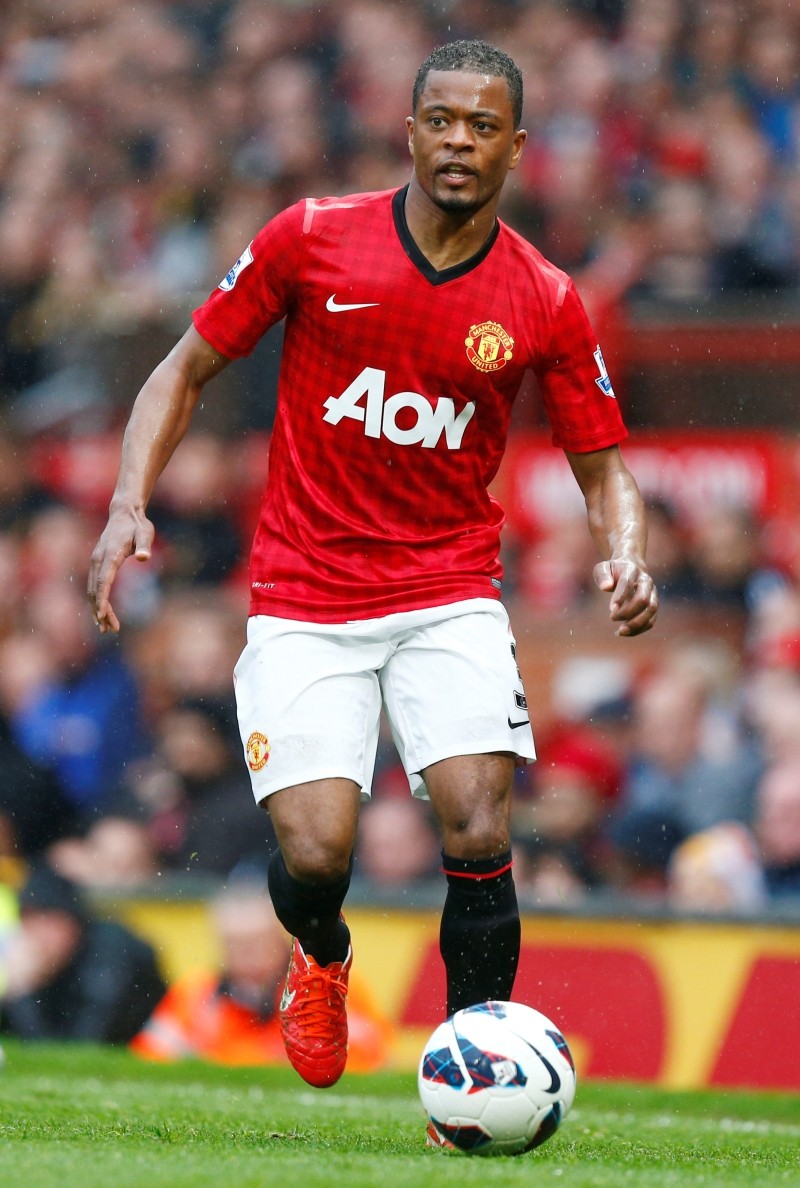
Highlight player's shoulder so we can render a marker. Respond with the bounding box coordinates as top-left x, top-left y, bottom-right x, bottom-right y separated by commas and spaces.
496, 219, 575, 305
251, 189, 394, 248
299, 188, 397, 234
